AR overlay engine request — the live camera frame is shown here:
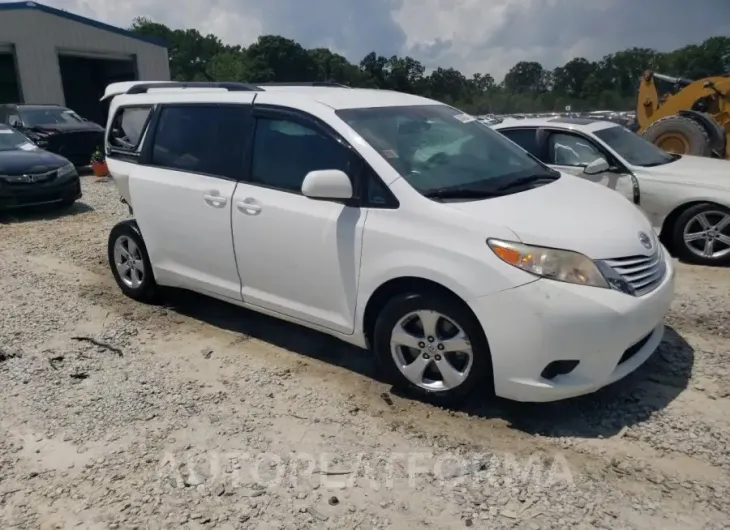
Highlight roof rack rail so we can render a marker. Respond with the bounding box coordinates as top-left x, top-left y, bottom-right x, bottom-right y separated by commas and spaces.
126, 82, 262, 94
256, 82, 350, 88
